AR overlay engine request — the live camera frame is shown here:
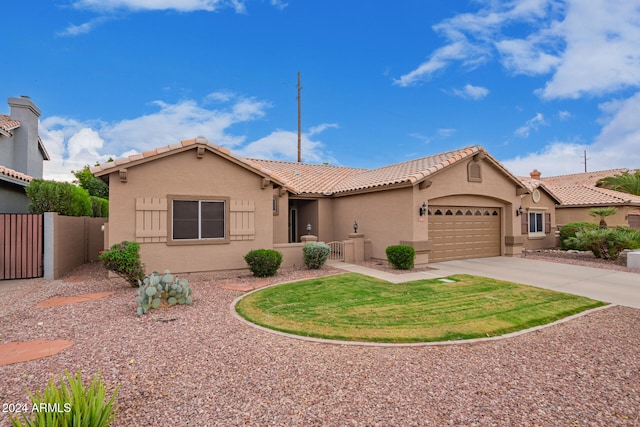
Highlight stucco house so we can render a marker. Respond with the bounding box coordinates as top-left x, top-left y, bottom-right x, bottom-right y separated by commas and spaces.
92, 137, 563, 274
0, 96, 49, 213
521, 169, 640, 230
